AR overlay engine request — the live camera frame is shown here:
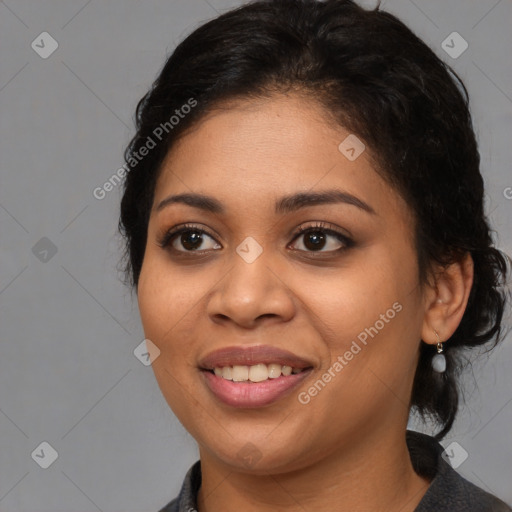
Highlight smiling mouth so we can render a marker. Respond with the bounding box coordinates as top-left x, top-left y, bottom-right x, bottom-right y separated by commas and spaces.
201, 364, 313, 408
205, 363, 310, 383
198, 345, 314, 406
